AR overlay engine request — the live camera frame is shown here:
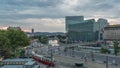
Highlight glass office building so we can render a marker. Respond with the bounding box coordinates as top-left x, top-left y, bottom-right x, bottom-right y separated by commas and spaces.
65, 16, 84, 32
65, 16, 109, 42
